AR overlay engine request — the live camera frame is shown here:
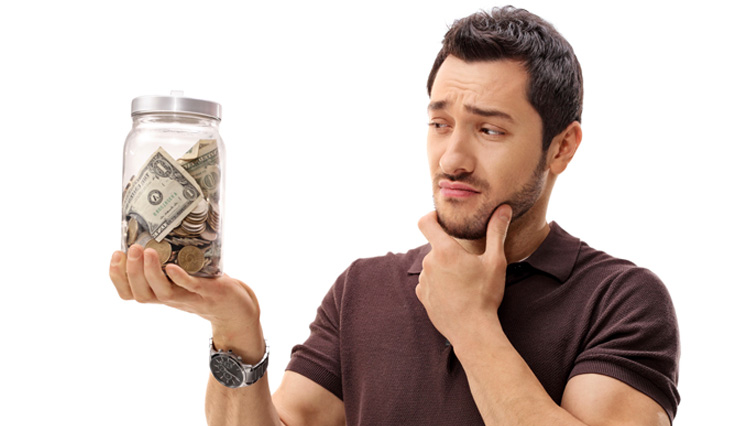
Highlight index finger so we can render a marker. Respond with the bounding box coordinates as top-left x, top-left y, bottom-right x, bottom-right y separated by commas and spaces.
109, 250, 133, 300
